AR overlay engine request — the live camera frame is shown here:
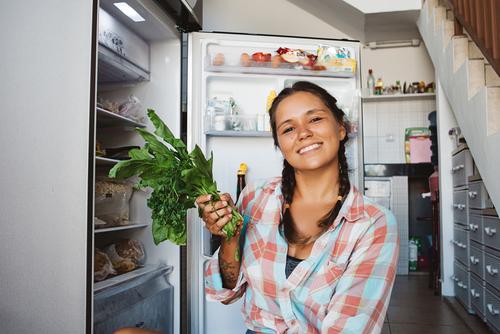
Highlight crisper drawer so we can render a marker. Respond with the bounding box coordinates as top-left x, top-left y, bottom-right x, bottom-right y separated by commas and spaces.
453, 225, 469, 266
469, 213, 483, 244
469, 244, 484, 279
453, 189, 469, 226
468, 181, 494, 209
484, 216, 500, 251
485, 288, 500, 332
452, 148, 473, 187
470, 274, 485, 319
484, 251, 500, 289
454, 261, 472, 312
